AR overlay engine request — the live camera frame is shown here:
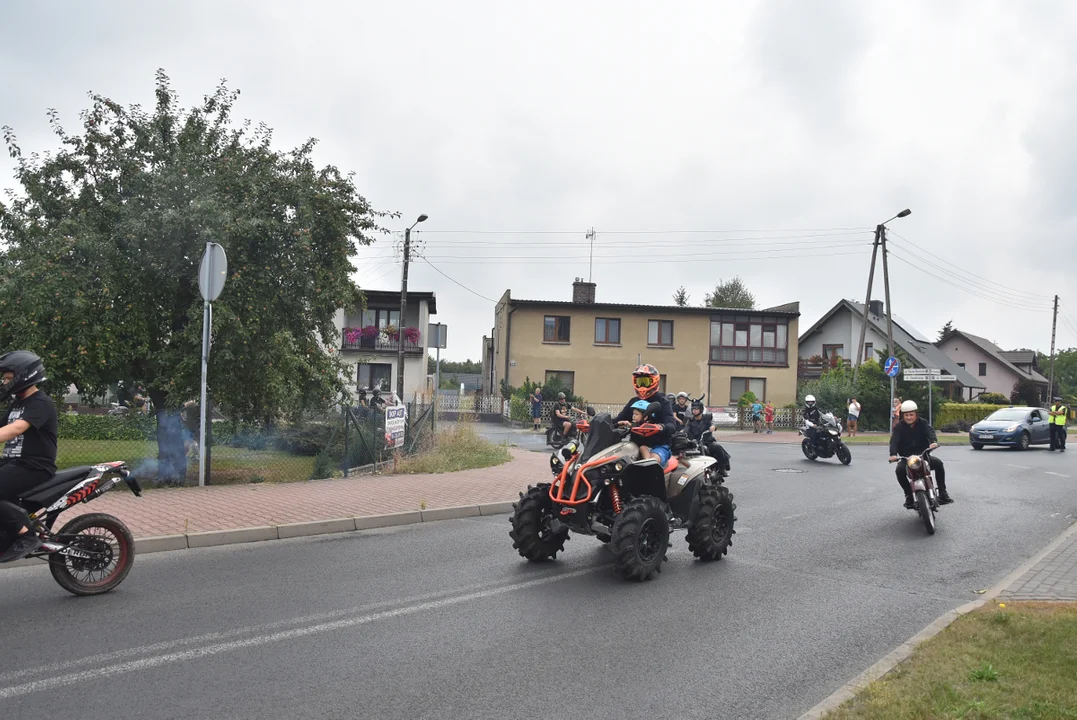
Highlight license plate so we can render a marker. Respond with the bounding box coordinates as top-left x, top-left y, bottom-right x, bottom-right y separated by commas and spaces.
980, 434, 994, 440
